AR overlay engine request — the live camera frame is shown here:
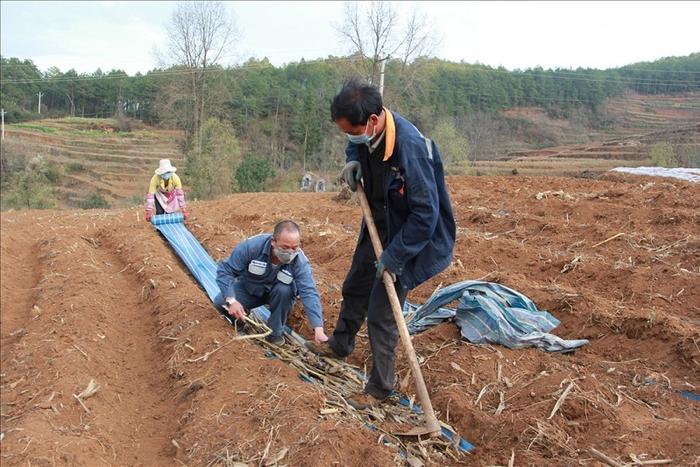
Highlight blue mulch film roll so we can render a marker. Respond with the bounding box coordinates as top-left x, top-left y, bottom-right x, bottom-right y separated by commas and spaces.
151, 212, 184, 225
